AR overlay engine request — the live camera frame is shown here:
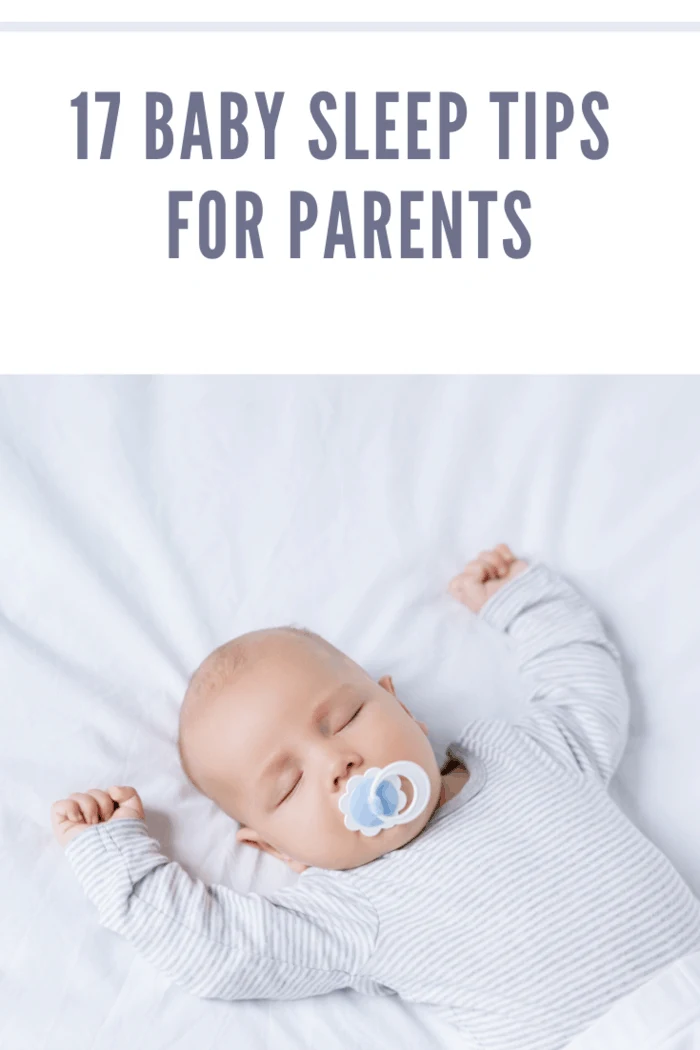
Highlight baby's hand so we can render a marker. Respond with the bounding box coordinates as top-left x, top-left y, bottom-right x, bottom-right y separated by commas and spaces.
50, 786, 145, 849
449, 543, 529, 614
